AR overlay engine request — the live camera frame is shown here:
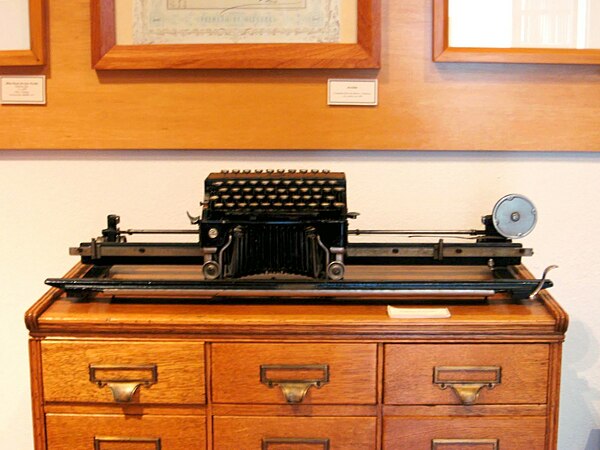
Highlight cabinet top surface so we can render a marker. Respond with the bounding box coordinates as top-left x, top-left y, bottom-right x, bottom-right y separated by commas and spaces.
26, 264, 567, 339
